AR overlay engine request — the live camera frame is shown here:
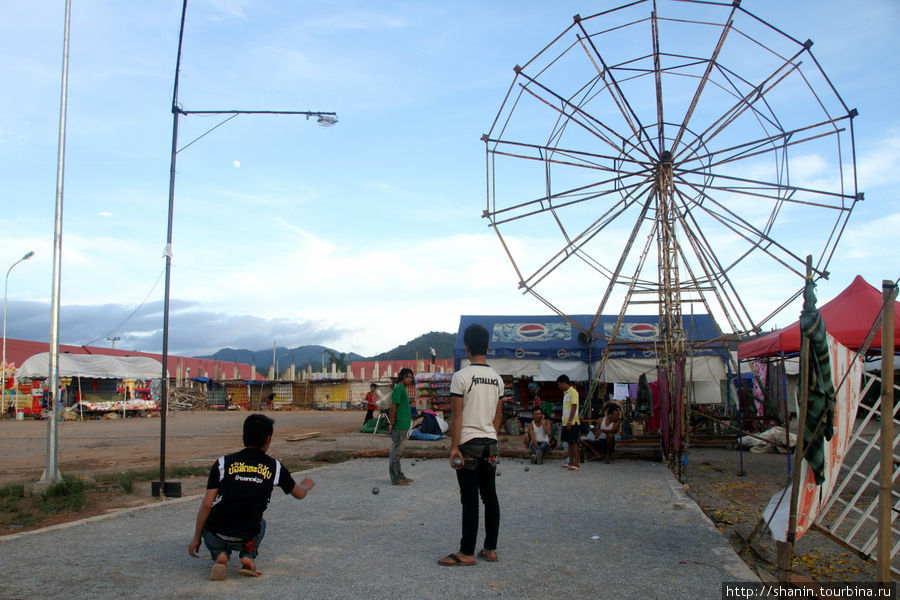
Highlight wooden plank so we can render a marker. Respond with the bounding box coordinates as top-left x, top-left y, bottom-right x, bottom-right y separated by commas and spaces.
286, 432, 322, 442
